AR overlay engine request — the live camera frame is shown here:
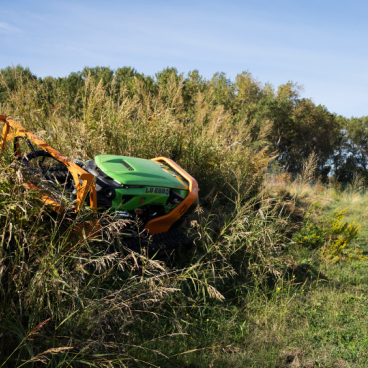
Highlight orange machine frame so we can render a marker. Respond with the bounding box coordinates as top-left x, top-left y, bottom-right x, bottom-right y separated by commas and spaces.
0, 115, 198, 235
